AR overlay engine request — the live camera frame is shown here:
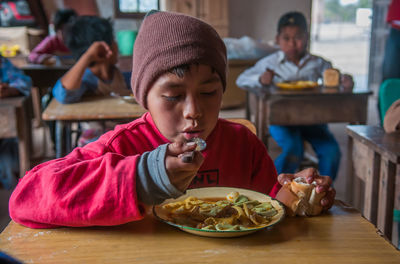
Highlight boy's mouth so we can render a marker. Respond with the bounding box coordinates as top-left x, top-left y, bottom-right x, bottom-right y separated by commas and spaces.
182, 129, 204, 140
